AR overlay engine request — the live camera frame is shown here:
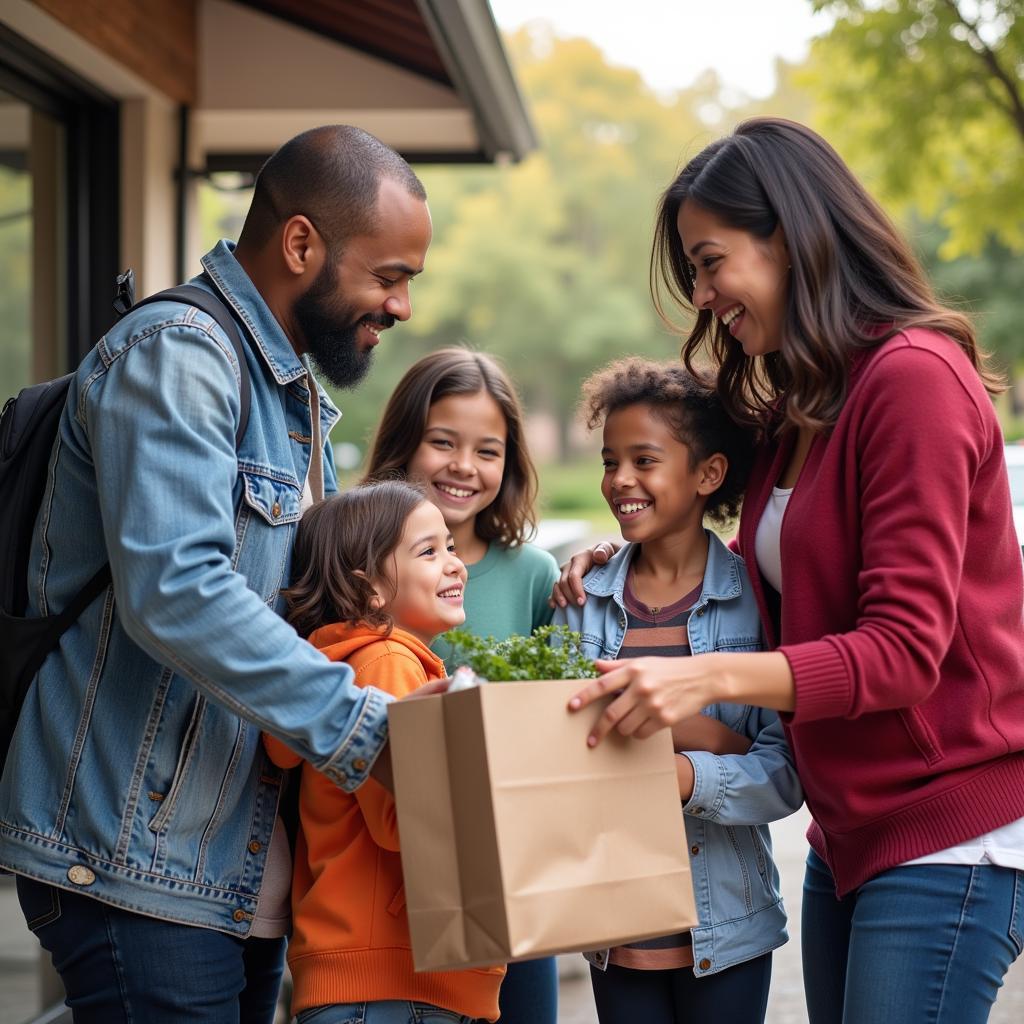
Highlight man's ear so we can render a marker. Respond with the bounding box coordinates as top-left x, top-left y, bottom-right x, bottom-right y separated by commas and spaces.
696, 453, 728, 496
281, 215, 325, 279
